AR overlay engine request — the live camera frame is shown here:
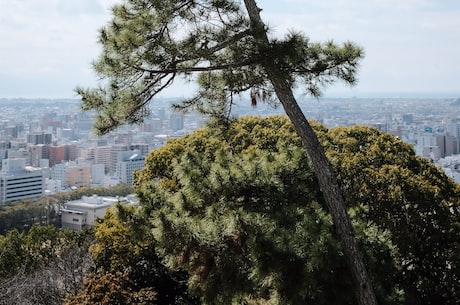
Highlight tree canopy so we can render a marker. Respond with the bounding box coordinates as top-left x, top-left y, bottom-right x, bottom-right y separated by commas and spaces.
77, 0, 362, 135
133, 116, 460, 305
